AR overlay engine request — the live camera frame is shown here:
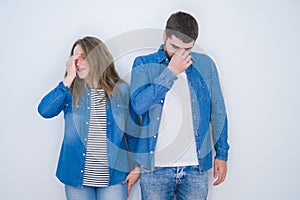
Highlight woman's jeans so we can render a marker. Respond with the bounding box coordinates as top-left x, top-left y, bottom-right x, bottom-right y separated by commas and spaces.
65, 183, 127, 200
140, 166, 208, 200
